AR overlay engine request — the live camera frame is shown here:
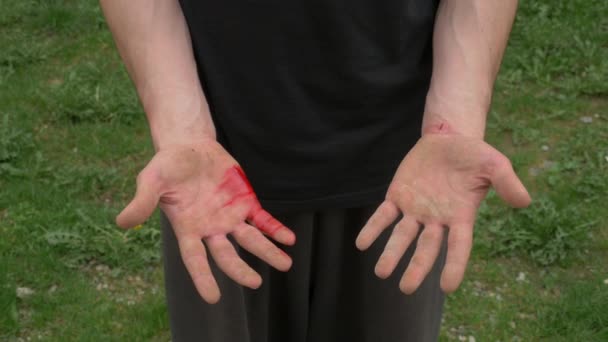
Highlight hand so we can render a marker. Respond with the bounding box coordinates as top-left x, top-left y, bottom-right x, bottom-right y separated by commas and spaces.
356, 133, 531, 294
116, 138, 296, 303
